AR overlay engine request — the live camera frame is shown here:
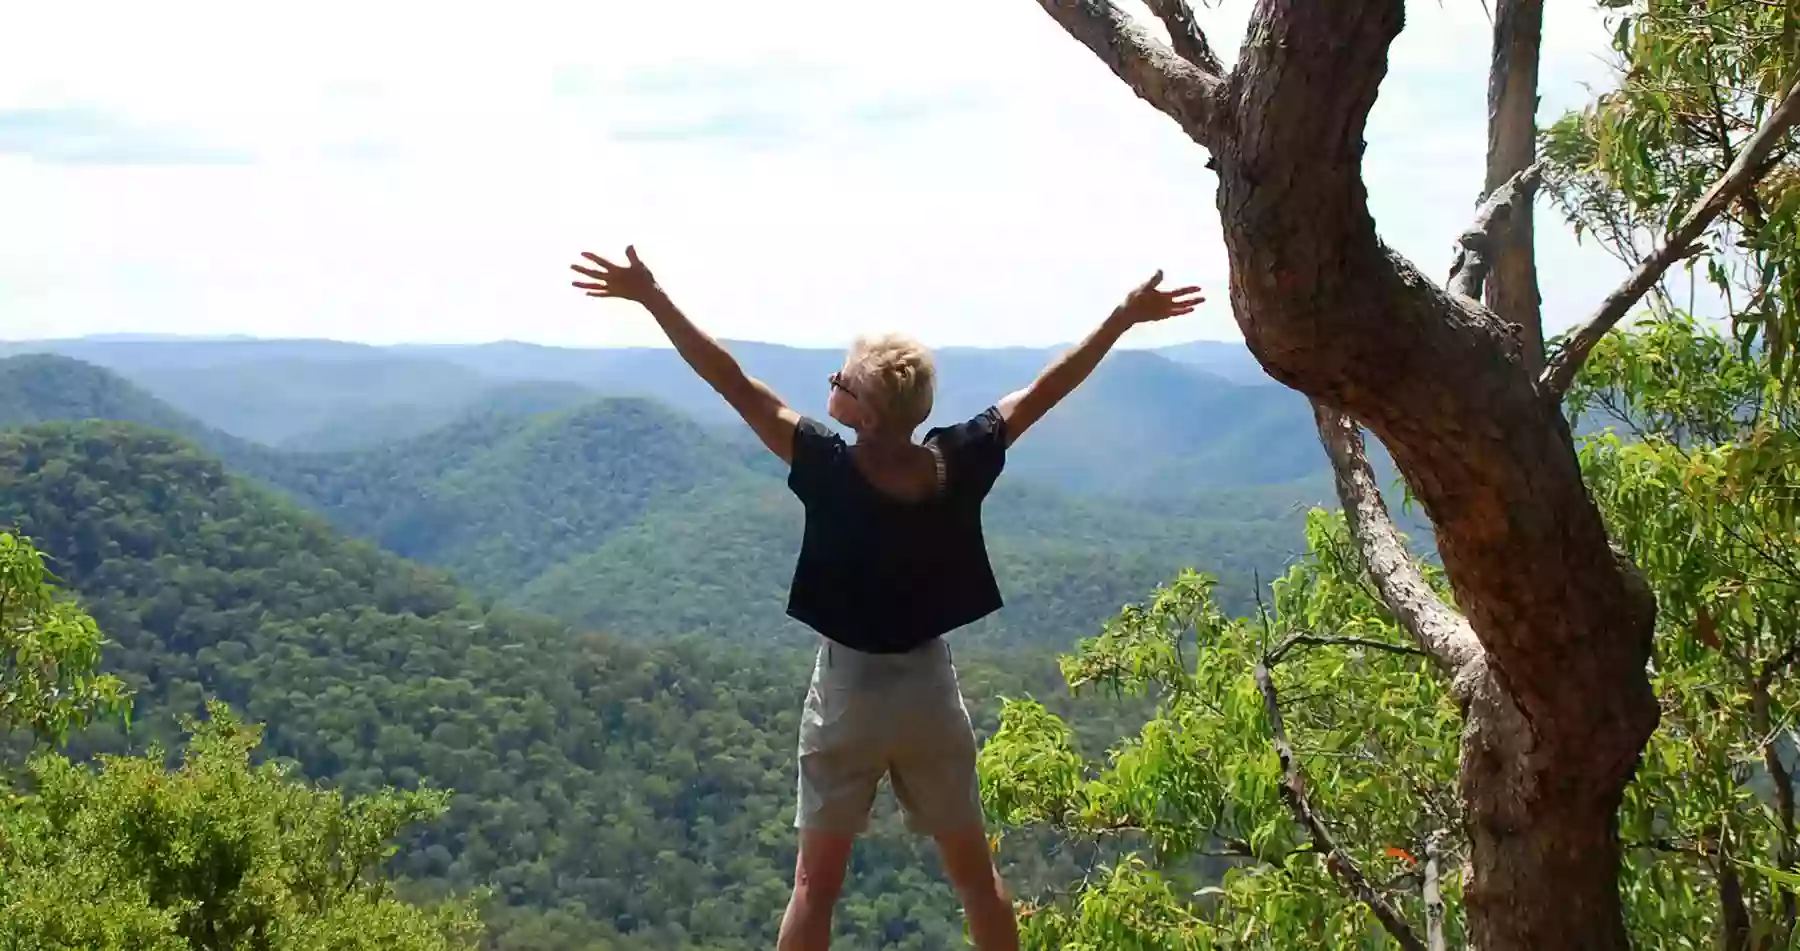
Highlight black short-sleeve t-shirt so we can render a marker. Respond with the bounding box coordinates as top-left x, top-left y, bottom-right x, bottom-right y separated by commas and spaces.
784, 407, 1007, 653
